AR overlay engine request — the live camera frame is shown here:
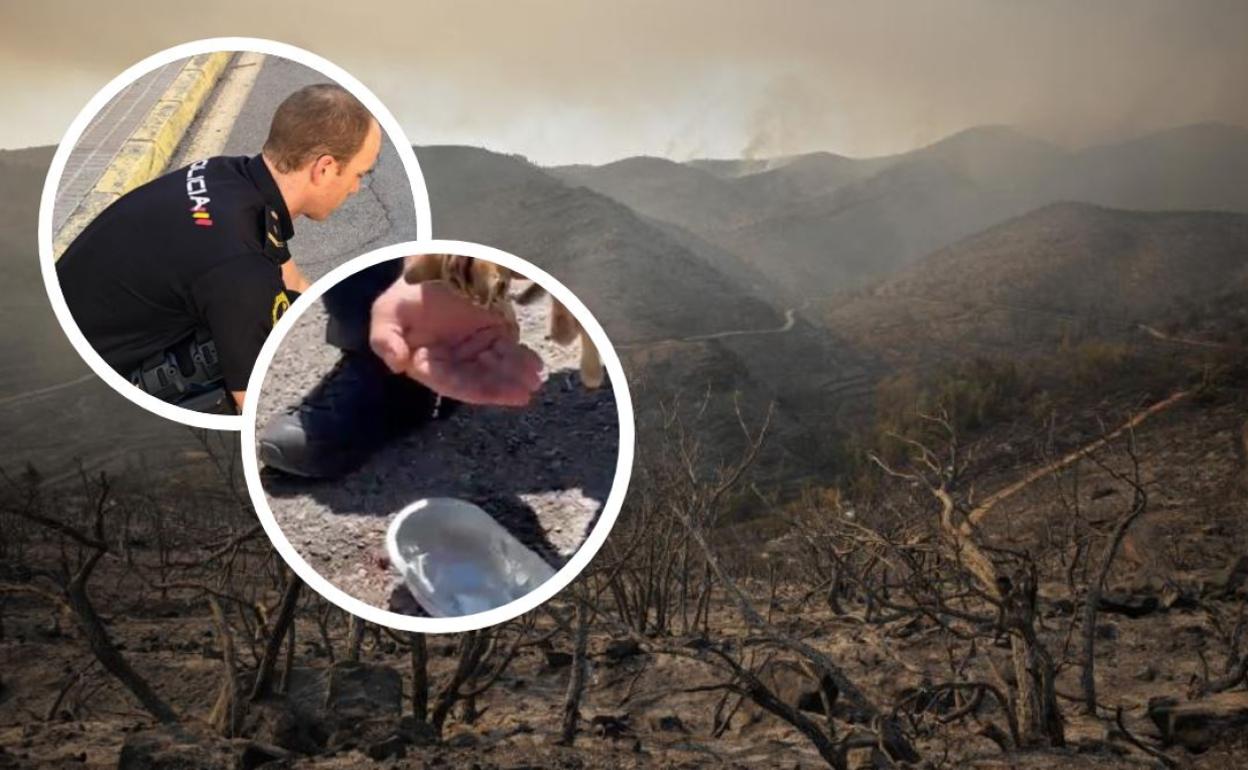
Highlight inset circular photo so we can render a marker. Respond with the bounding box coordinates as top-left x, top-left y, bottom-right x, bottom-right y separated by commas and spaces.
241, 241, 634, 633
38, 38, 430, 431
